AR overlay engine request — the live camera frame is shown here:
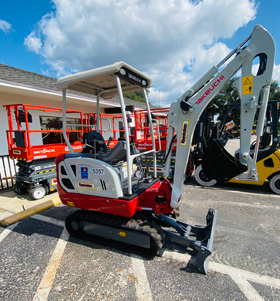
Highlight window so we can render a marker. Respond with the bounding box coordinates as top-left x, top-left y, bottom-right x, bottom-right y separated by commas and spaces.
40, 116, 82, 145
